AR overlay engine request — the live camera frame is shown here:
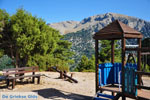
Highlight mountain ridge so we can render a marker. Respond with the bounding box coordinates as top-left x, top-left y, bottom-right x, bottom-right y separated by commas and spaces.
48, 13, 150, 69
48, 13, 150, 36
